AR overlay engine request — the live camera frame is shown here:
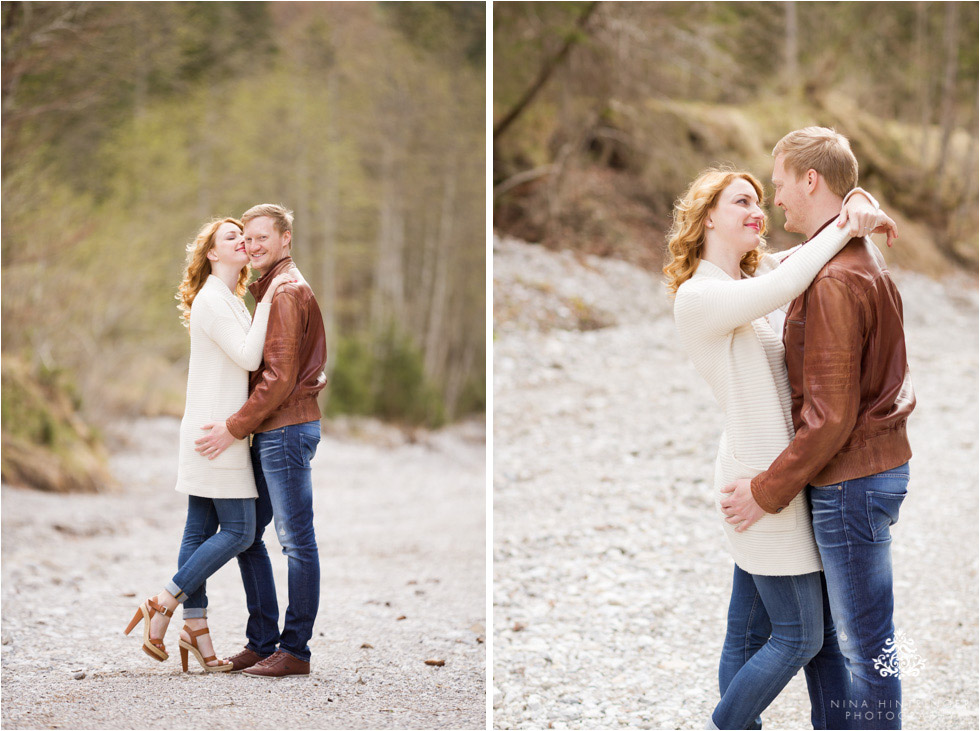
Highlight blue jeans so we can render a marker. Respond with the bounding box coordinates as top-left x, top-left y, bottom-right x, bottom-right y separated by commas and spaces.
809, 462, 910, 730
236, 421, 321, 662
714, 566, 849, 730
166, 496, 256, 618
